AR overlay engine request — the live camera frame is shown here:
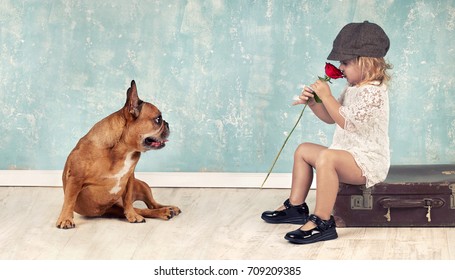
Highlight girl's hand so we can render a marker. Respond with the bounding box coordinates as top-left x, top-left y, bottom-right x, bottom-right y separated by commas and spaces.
309, 79, 331, 101
293, 85, 317, 106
